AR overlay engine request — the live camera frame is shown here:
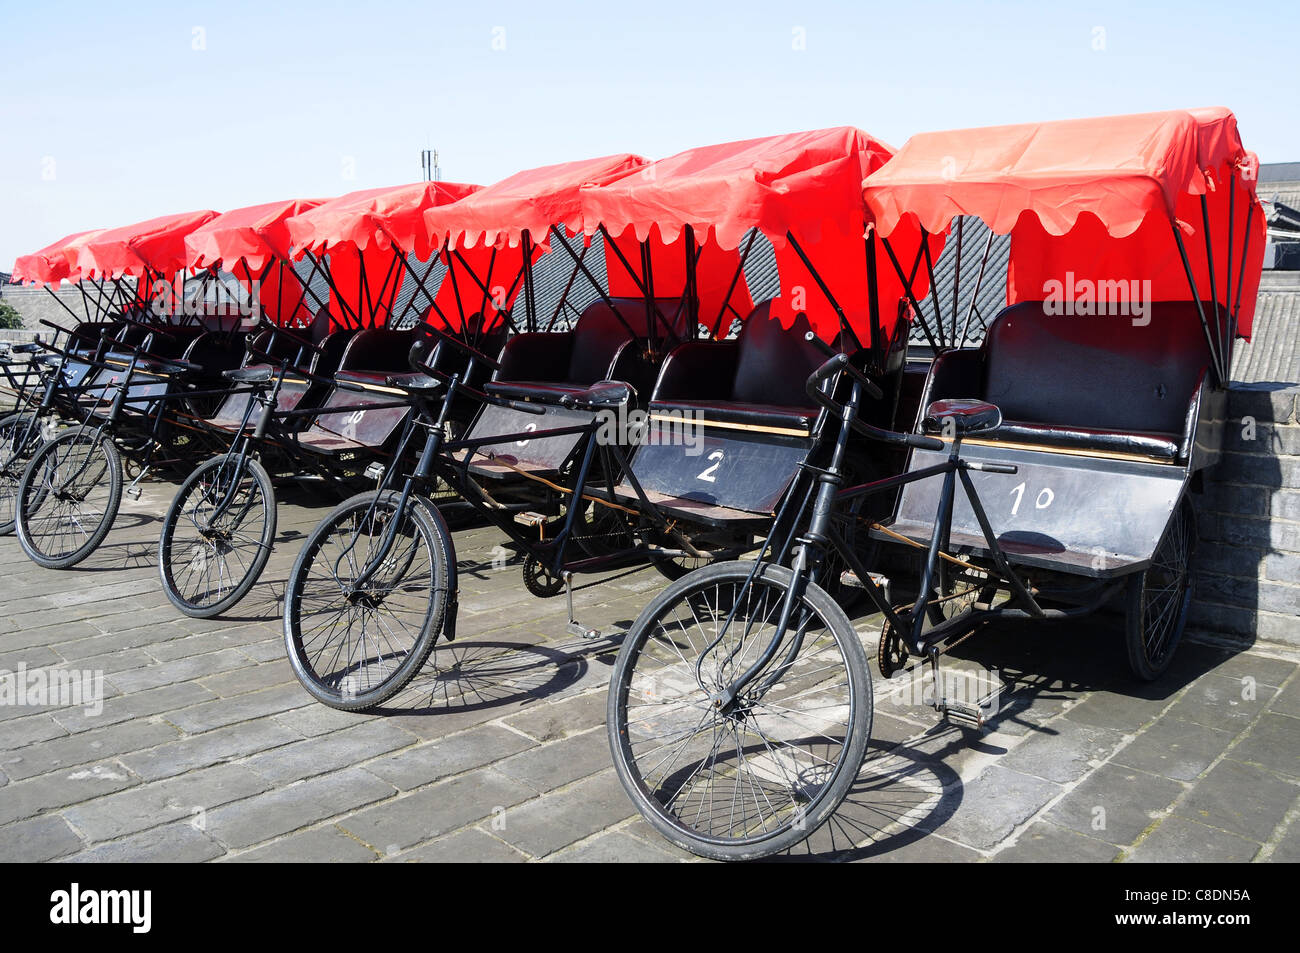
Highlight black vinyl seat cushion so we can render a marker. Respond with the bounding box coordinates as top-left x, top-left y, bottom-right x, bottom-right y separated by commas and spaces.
993, 420, 1182, 460
649, 305, 829, 433
487, 297, 684, 407
648, 399, 817, 432
485, 380, 596, 402
922, 300, 1212, 461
